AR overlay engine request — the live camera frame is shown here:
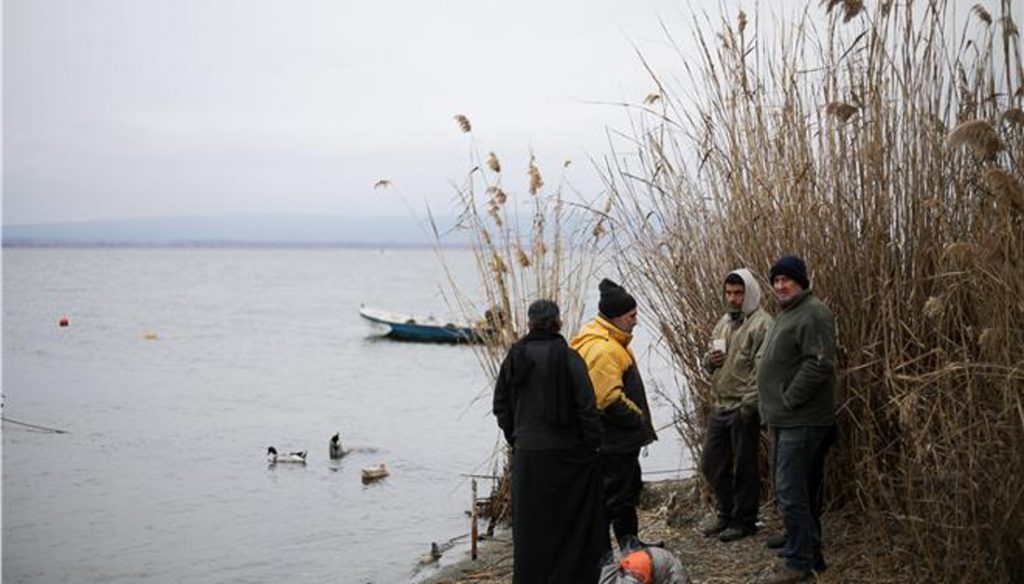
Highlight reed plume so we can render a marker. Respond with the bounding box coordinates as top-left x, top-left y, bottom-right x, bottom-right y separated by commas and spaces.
1003, 107, 1024, 126
947, 120, 1003, 158
825, 101, 859, 121
486, 152, 501, 173
971, 3, 993, 25
454, 114, 472, 133
527, 156, 544, 195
